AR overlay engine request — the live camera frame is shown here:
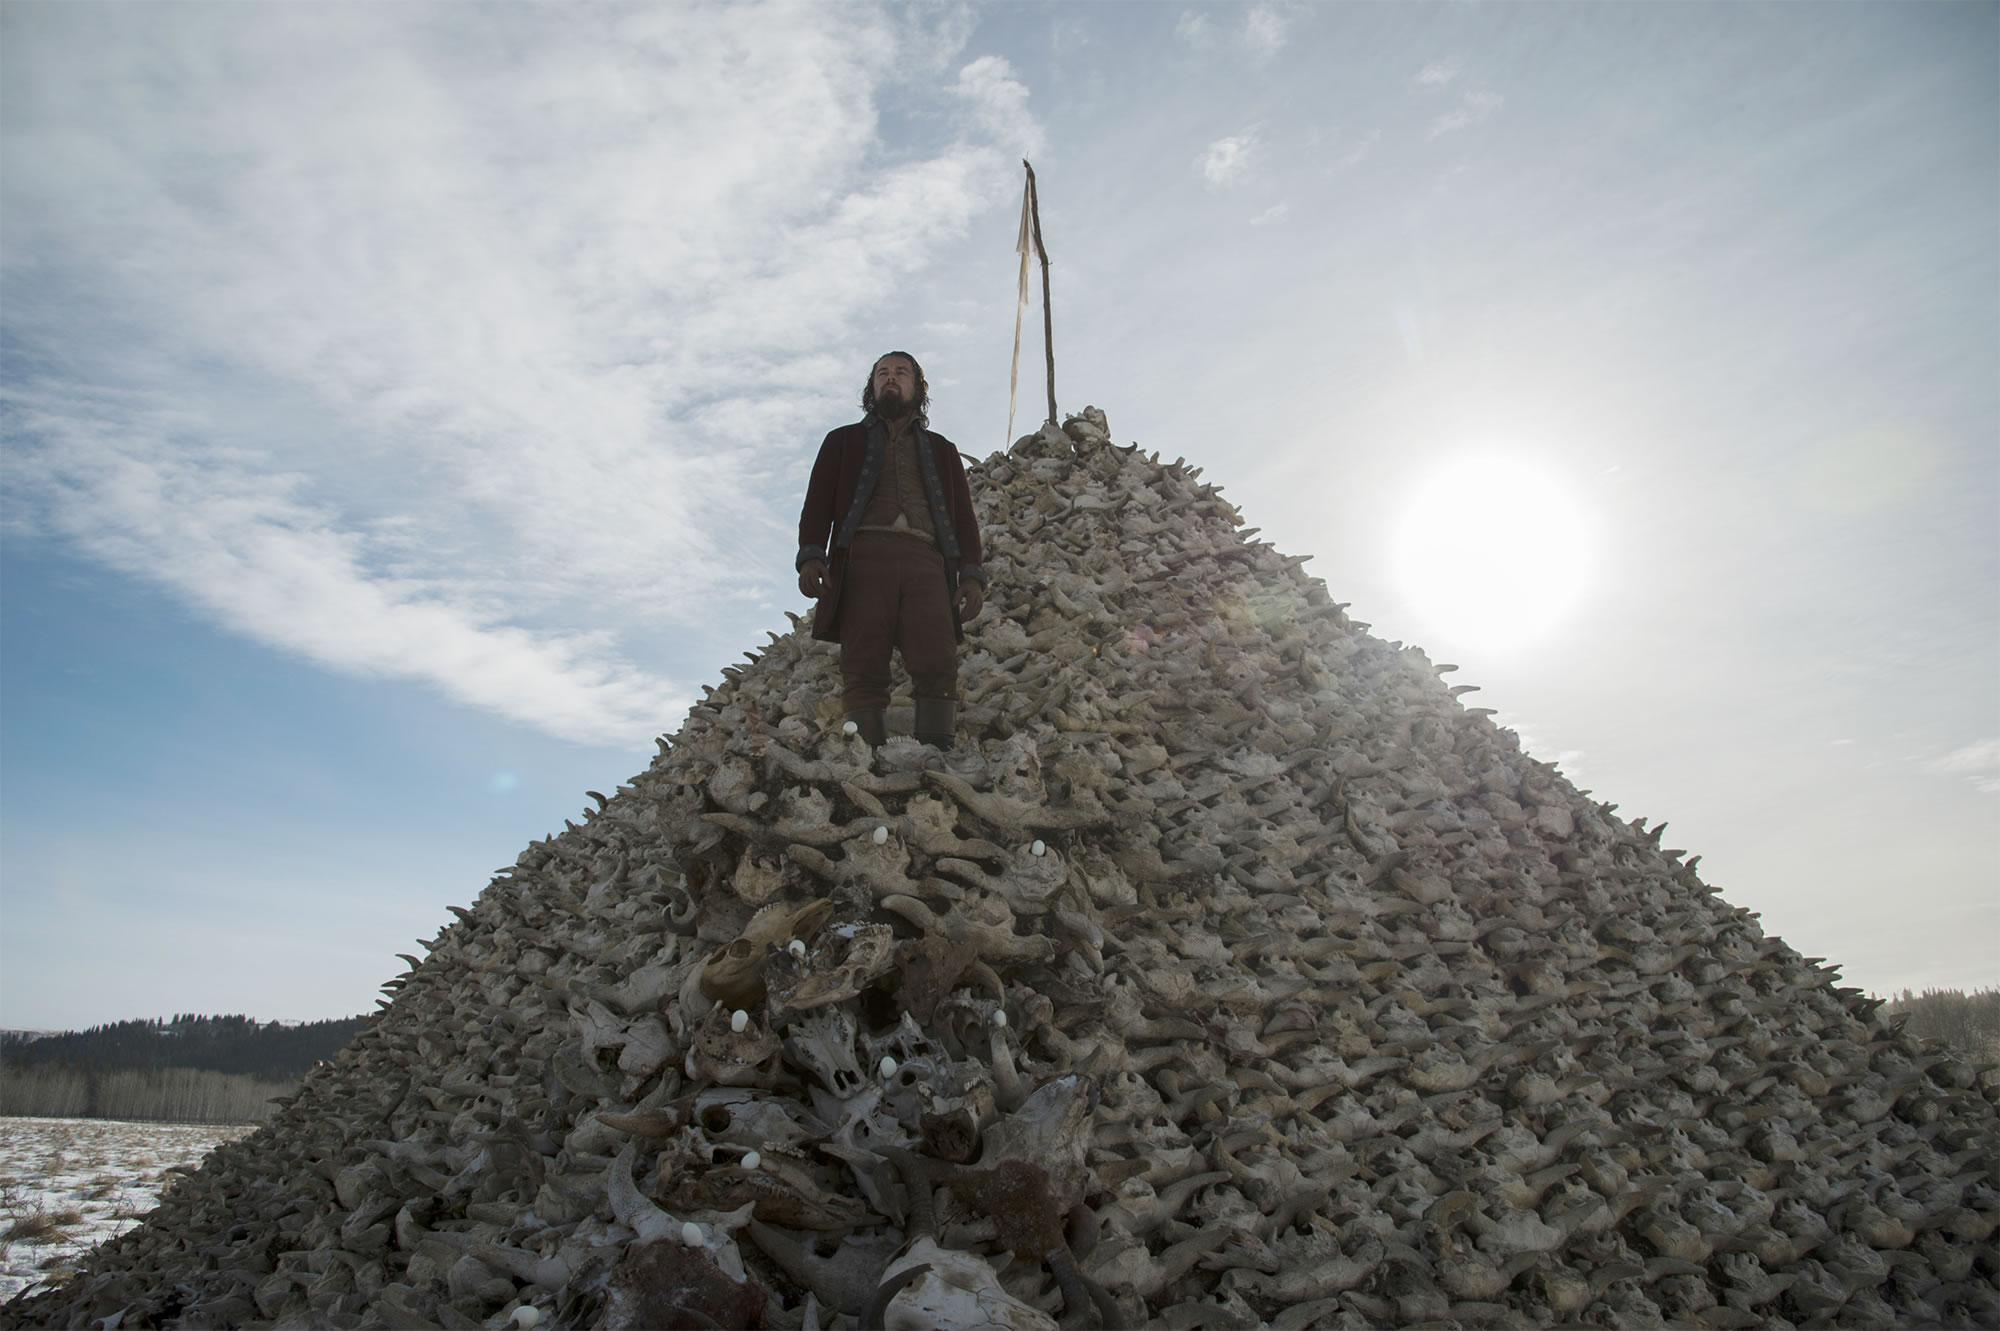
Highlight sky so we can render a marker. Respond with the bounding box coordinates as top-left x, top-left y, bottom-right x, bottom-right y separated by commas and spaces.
2, 1, 1993, 1031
